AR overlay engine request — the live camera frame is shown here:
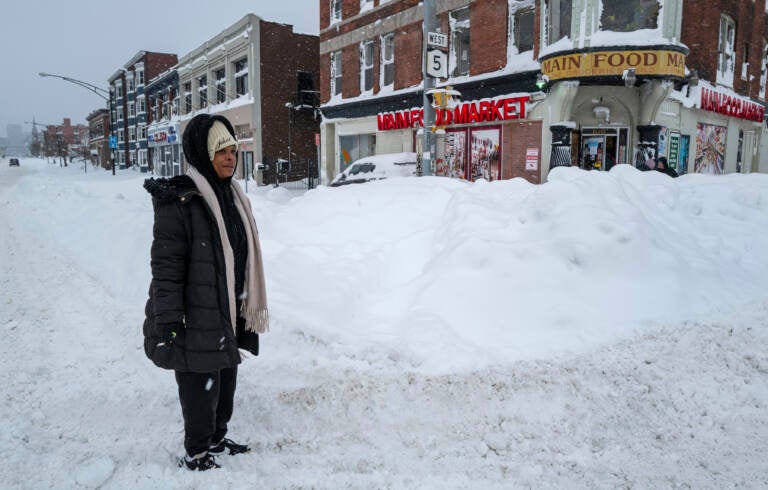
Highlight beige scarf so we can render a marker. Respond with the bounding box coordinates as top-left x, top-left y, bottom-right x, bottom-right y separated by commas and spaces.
187, 166, 270, 334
